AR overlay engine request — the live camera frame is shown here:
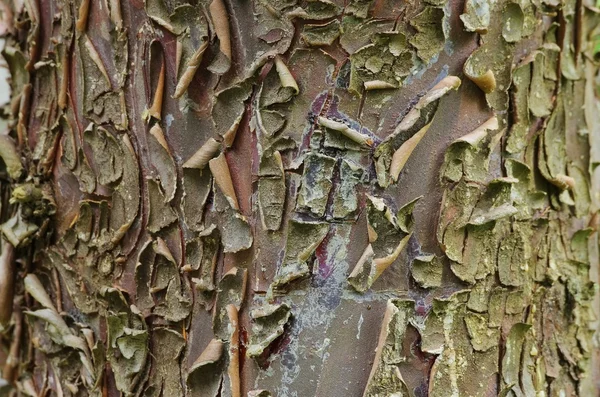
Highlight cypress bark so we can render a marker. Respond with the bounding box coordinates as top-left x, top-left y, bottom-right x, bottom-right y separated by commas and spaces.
0, 0, 599, 395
